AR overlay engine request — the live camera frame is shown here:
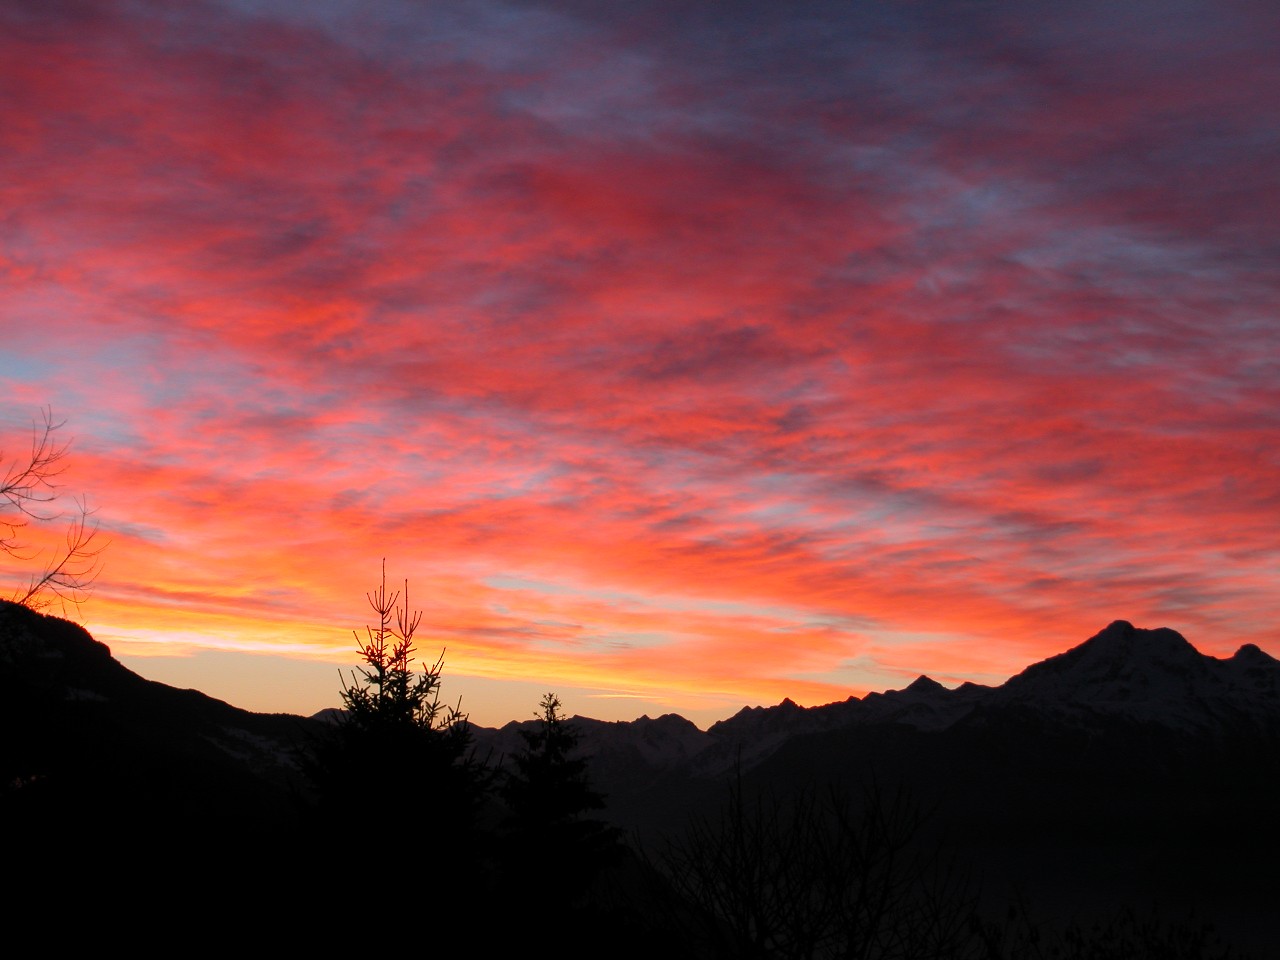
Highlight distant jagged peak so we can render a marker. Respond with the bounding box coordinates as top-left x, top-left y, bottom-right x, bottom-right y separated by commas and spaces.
1230, 642, 1278, 667
1081, 619, 1199, 656
706, 696, 805, 739
720, 696, 799, 720
1011, 620, 1203, 683
997, 621, 1276, 719
310, 707, 344, 725
904, 674, 945, 694
635, 712, 704, 734
1222, 642, 1280, 698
